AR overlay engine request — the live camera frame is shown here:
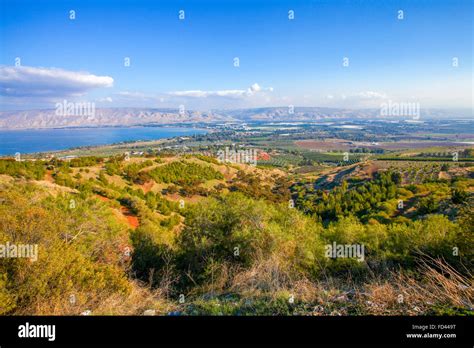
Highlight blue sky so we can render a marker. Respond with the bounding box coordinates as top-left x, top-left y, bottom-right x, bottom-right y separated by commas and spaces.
0, 0, 472, 110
